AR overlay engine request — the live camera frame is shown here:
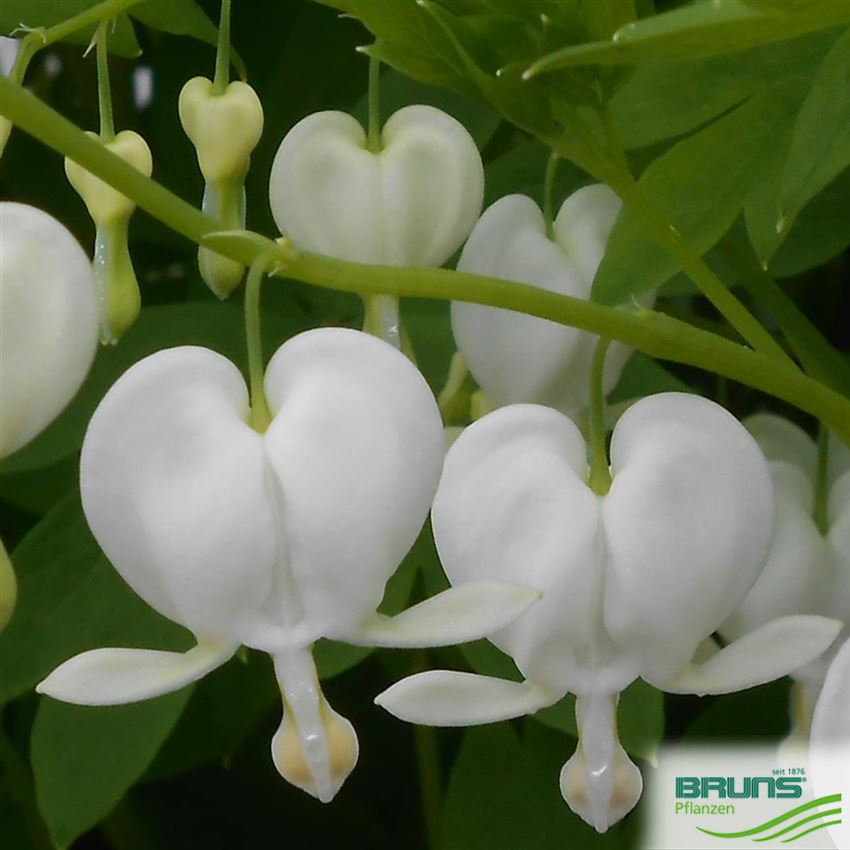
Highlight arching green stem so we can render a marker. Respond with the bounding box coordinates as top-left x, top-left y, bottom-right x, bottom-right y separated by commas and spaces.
95, 20, 115, 141
212, 0, 232, 95
245, 255, 273, 431
3, 74, 850, 441
367, 52, 382, 153
602, 168, 792, 366
543, 150, 560, 240
588, 338, 612, 496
